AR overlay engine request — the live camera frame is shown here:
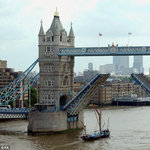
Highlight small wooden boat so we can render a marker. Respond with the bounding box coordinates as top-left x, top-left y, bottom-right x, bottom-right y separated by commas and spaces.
81, 104, 110, 141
